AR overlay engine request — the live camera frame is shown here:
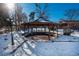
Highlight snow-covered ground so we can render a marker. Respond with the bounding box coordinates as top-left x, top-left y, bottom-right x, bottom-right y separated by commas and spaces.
0, 33, 12, 55
31, 41, 79, 56
71, 31, 79, 37
30, 35, 79, 56
0, 32, 35, 56
25, 30, 79, 56
0, 30, 79, 56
